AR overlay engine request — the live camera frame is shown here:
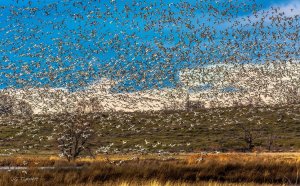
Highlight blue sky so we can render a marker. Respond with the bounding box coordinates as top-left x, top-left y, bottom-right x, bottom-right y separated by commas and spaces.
0, 0, 299, 91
